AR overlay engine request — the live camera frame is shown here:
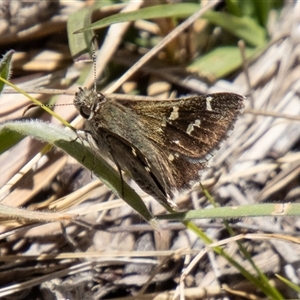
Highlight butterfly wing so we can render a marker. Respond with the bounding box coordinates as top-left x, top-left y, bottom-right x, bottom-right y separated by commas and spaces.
123, 93, 245, 192
93, 129, 176, 209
